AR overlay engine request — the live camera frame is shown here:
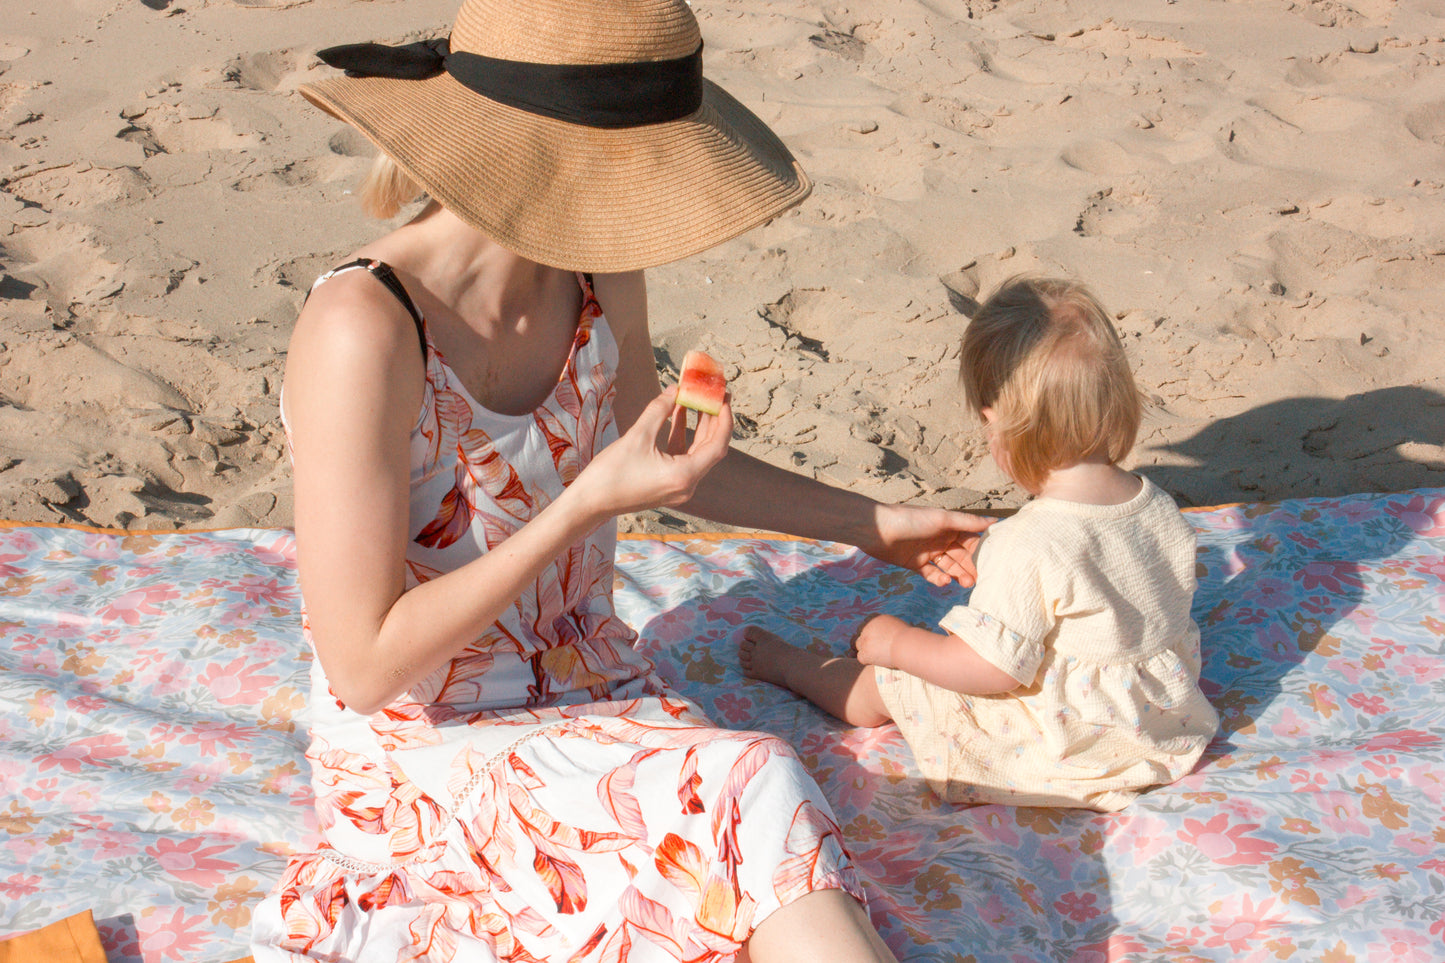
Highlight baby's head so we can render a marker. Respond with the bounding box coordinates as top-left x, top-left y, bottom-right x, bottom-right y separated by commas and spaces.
960, 276, 1142, 492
